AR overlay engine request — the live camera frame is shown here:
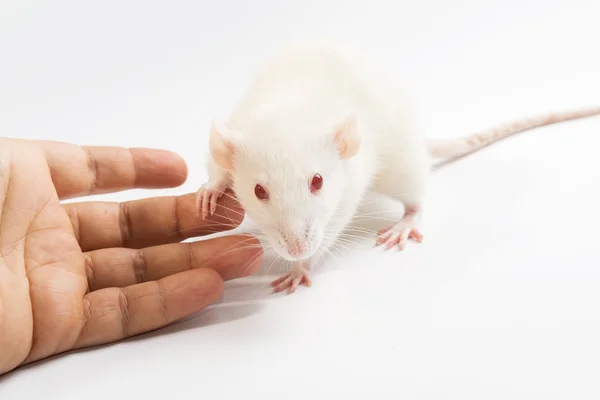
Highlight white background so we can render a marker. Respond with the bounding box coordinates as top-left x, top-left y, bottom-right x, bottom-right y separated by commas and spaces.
1, 0, 600, 398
